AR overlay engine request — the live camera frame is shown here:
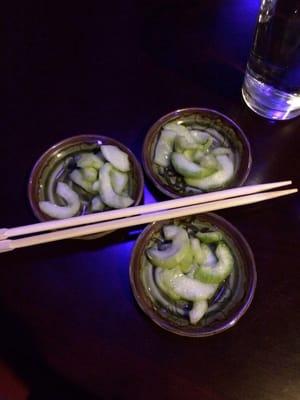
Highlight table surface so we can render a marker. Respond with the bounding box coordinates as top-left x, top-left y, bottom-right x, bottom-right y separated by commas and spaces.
2, 1, 300, 399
